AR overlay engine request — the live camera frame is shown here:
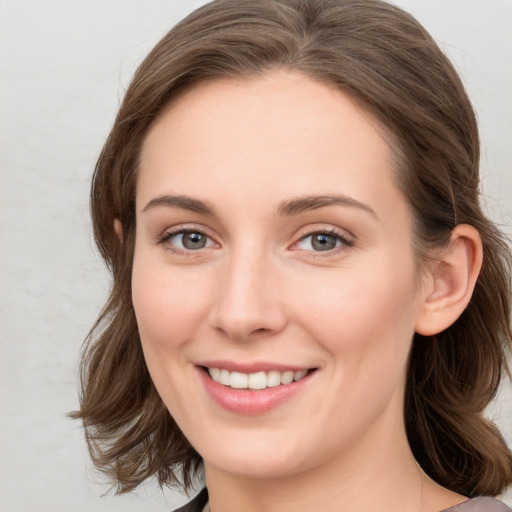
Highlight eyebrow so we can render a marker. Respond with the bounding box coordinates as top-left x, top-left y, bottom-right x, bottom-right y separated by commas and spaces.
142, 193, 377, 219
277, 194, 377, 219
142, 195, 215, 215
